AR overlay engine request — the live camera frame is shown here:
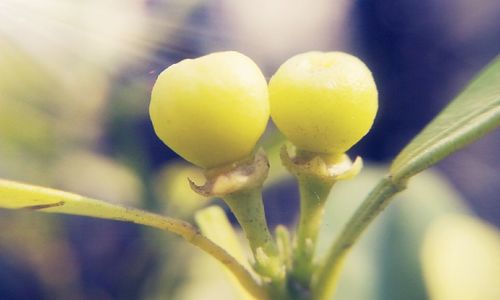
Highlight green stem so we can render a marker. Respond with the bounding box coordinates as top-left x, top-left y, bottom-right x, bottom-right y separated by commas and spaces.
312, 177, 405, 300
224, 188, 282, 280
292, 176, 333, 287
0, 179, 268, 300
224, 188, 276, 255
